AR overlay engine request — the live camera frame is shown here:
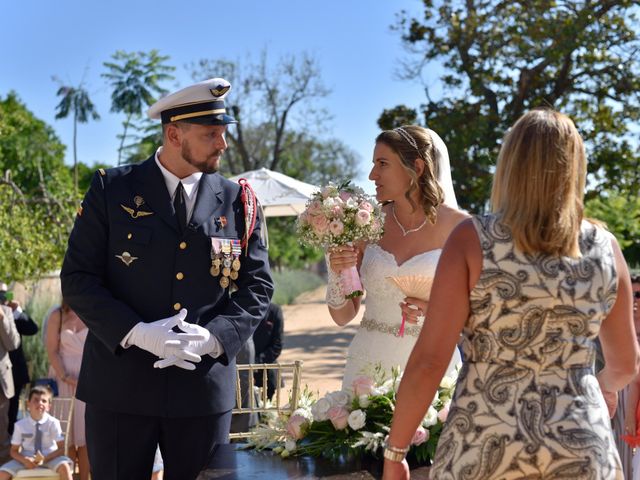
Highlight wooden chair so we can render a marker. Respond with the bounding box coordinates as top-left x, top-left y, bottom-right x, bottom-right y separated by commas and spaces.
229, 360, 303, 440
15, 396, 74, 479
